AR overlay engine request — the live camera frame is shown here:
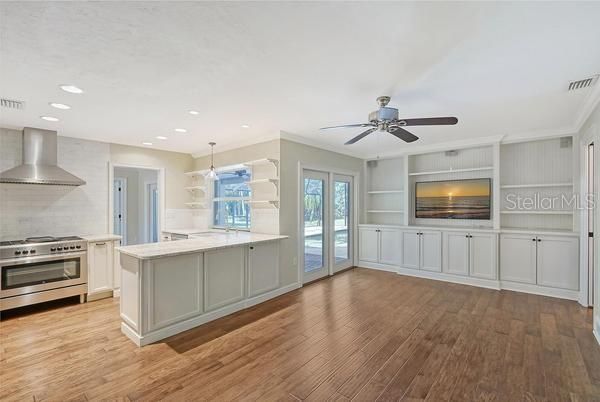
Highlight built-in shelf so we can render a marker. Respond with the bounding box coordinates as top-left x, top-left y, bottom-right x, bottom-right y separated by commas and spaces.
248, 178, 279, 185
184, 170, 208, 177
245, 200, 279, 209
243, 158, 279, 168
185, 202, 207, 208
185, 186, 207, 192
500, 210, 573, 215
368, 190, 403, 194
408, 166, 494, 176
367, 210, 404, 214
500, 183, 573, 189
